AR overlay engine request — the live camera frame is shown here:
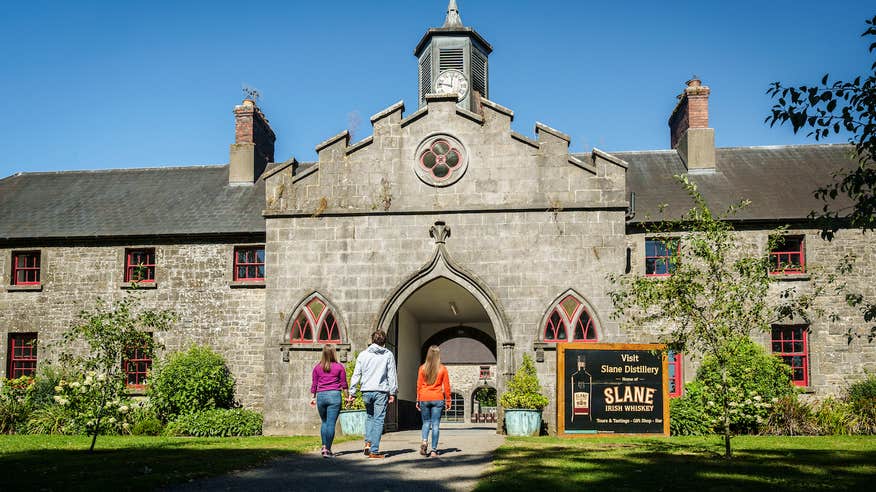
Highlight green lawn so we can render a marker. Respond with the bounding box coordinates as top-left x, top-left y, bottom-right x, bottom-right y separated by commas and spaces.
476, 436, 876, 492
0, 434, 353, 491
